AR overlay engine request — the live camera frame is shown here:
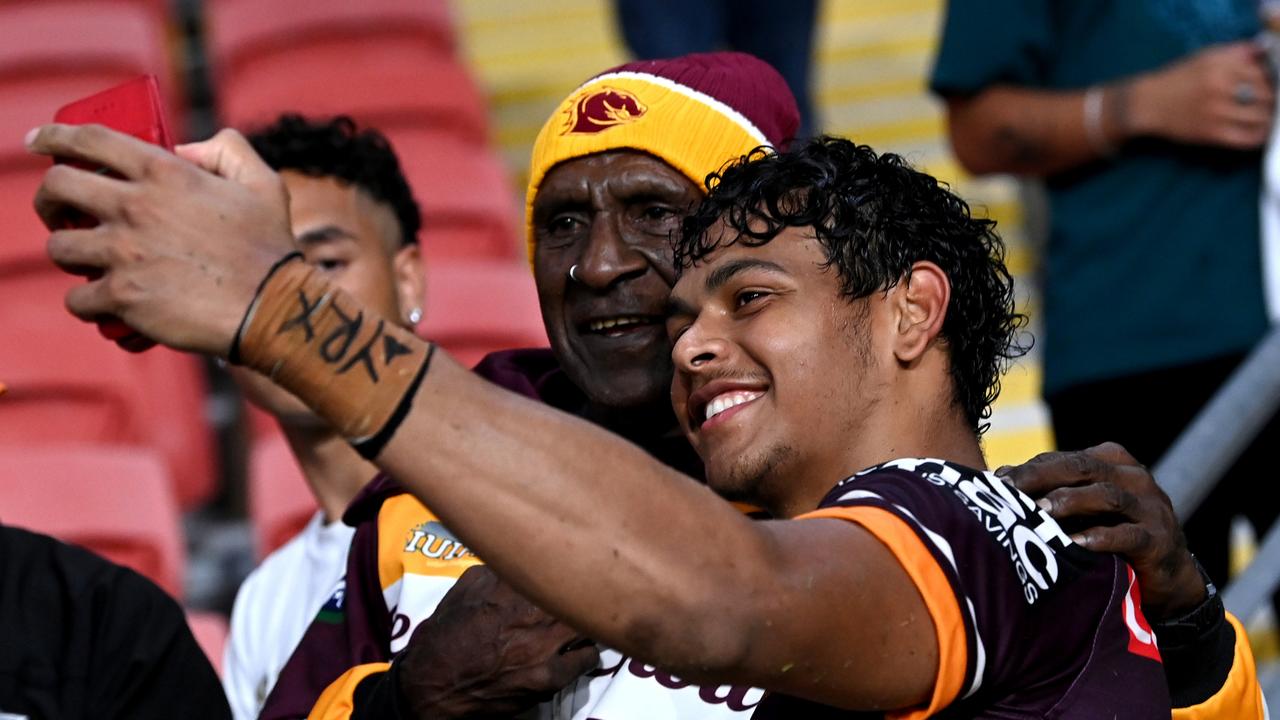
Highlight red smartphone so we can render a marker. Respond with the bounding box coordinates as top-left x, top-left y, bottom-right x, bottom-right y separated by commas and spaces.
53, 74, 173, 351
